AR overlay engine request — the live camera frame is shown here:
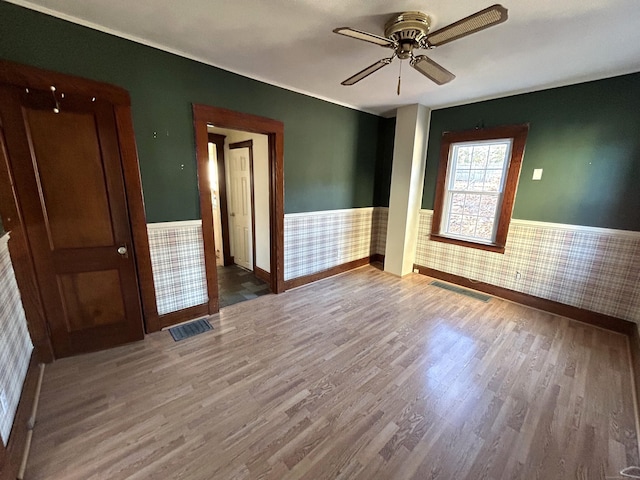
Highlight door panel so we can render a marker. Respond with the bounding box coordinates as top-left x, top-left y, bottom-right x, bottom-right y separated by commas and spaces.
243, 227, 250, 262
229, 147, 253, 270
58, 270, 126, 331
25, 109, 115, 249
0, 85, 144, 357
